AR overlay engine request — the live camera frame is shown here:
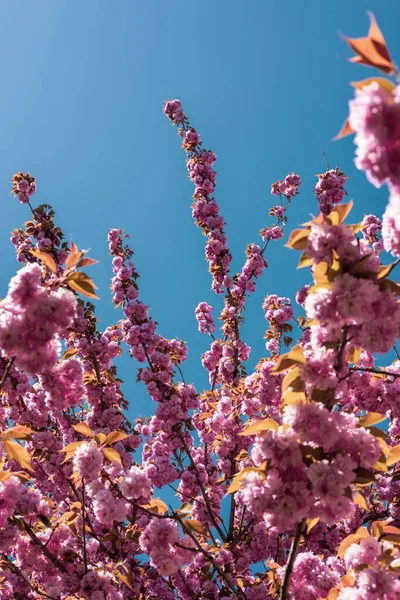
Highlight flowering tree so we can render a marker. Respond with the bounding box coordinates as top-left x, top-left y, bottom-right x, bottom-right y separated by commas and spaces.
1, 12, 400, 600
